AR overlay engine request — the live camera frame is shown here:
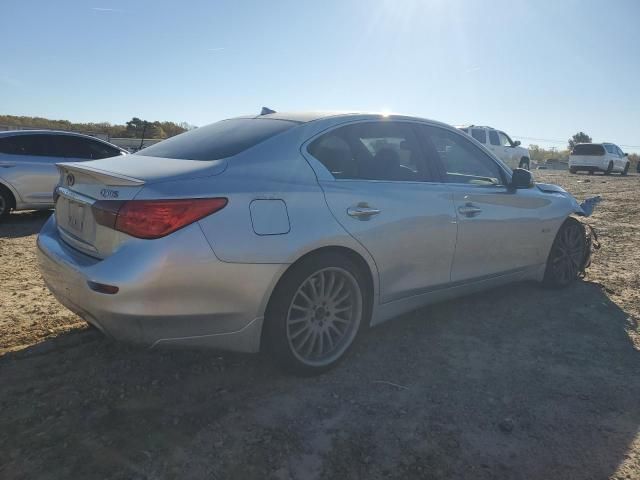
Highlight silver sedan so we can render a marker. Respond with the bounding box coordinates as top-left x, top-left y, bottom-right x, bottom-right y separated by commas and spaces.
37, 112, 592, 374
0, 130, 126, 219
